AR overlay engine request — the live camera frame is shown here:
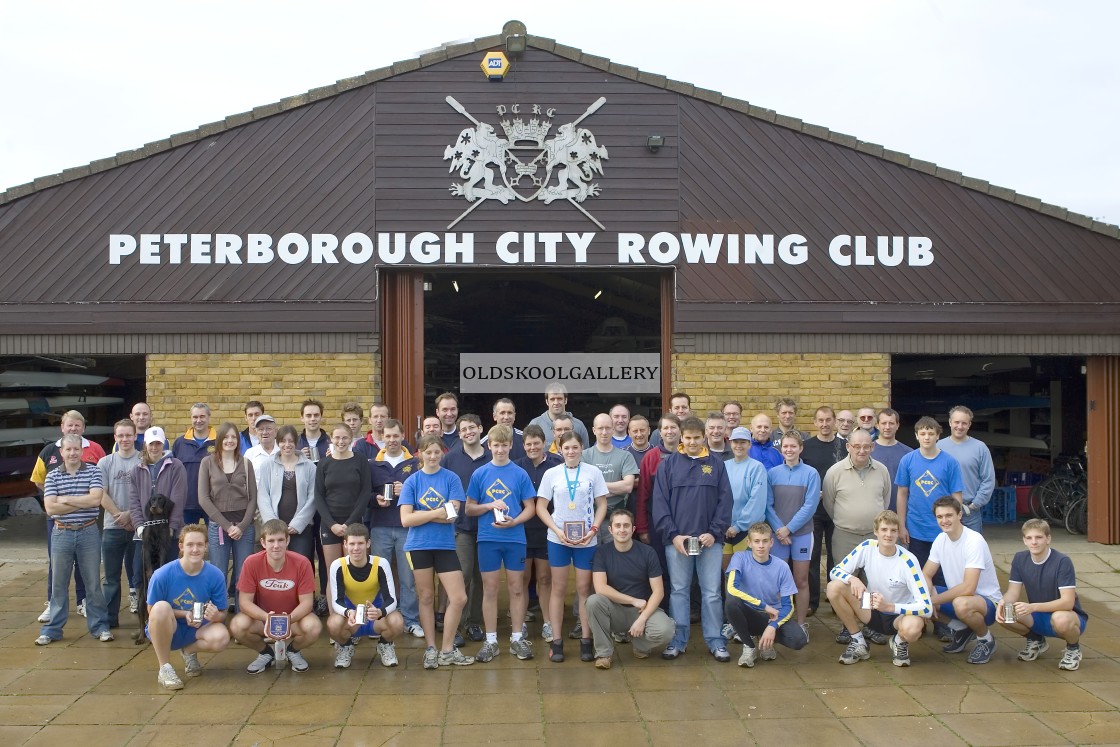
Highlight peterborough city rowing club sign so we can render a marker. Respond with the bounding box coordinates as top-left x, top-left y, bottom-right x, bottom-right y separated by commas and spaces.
107, 95, 935, 268
108, 233, 935, 267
